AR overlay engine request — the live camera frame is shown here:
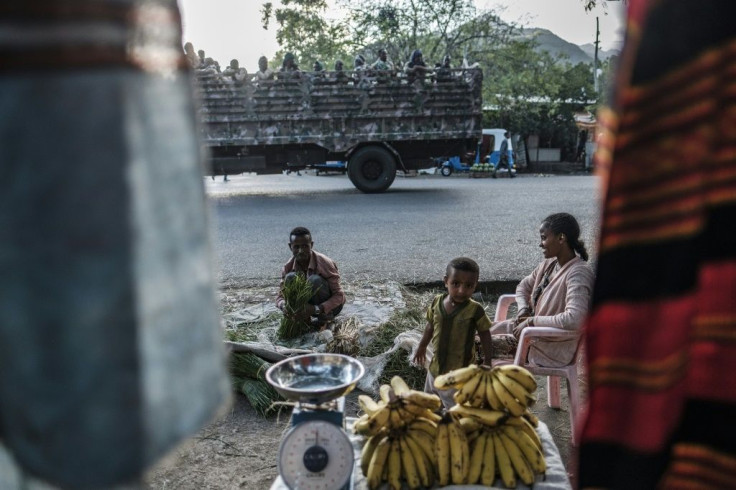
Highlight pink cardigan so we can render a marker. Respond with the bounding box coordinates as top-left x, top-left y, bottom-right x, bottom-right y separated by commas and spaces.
497, 256, 594, 367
